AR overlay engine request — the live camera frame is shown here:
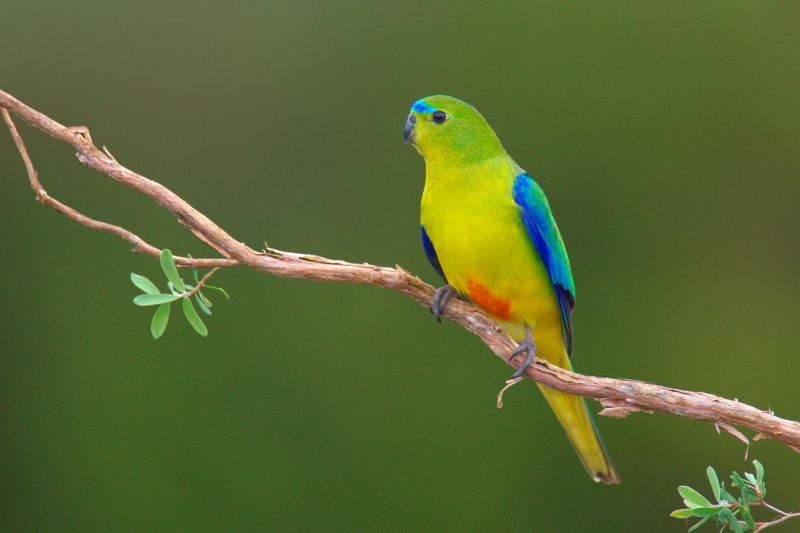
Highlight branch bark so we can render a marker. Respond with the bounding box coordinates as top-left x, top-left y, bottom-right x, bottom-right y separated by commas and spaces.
3, 88, 800, 453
